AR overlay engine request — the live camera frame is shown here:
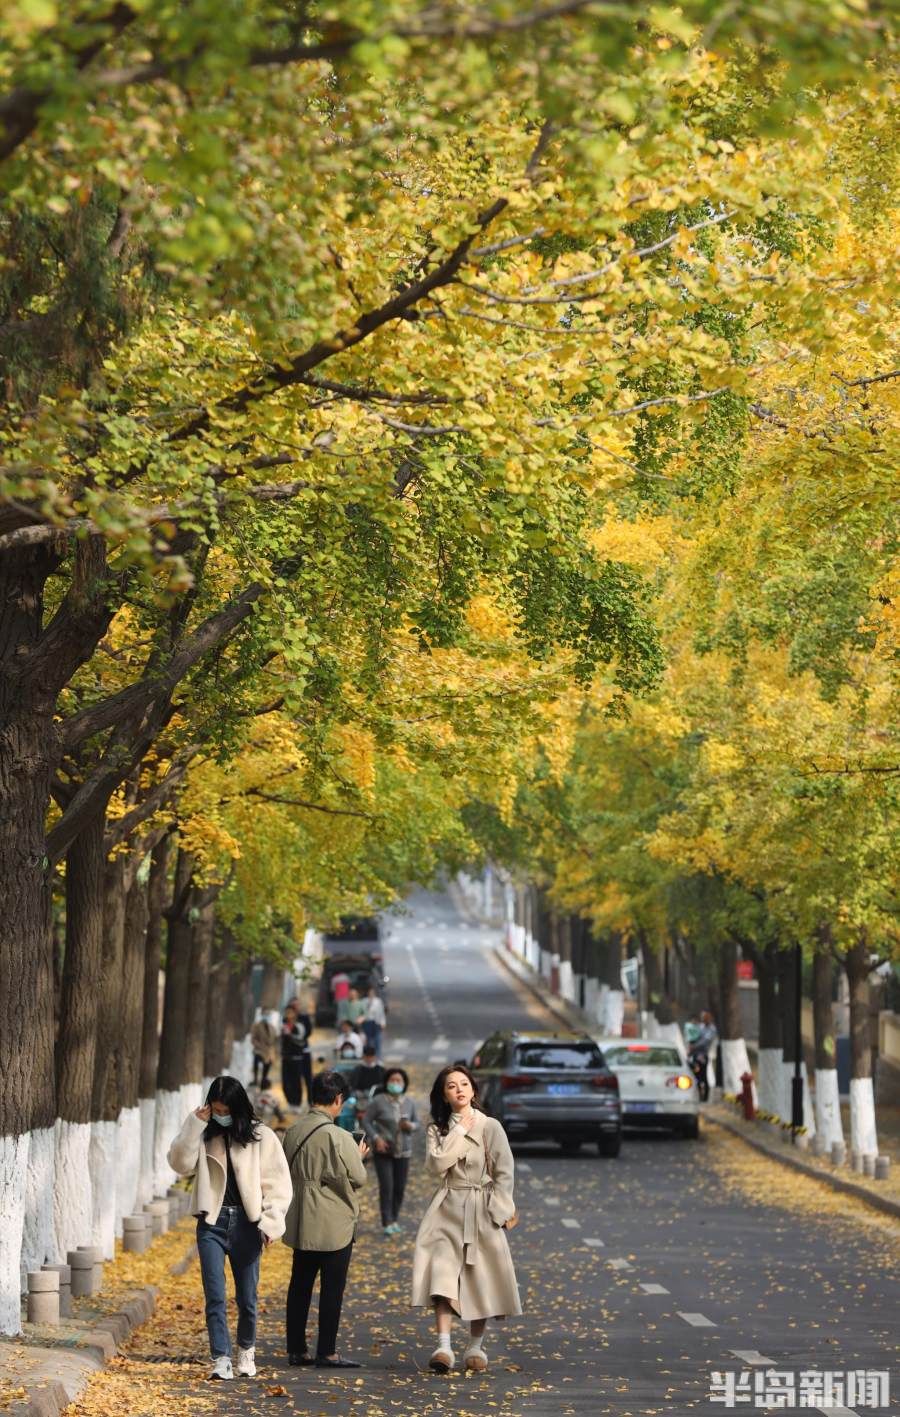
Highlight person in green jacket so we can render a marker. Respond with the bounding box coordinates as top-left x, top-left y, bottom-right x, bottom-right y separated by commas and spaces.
281, 1070, 369, 1368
